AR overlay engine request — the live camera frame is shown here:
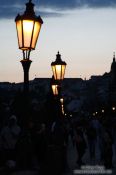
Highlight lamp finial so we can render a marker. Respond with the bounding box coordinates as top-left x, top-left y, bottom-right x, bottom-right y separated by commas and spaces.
56, 51, 61, 61
113, 52, 115, 62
